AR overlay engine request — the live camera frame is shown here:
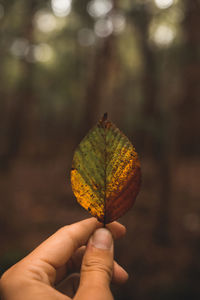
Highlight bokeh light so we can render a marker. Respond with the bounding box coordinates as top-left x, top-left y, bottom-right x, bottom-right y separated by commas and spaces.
34, 11, 57, 33
94, 18, 113, 38
109, 12, 126, 34
152, 24, 175, 47
51, 0, 72, 17
10, 38, 29, 57
33, 43, 54, 62
154, 0, 174, 9
87, 0, 113, 18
